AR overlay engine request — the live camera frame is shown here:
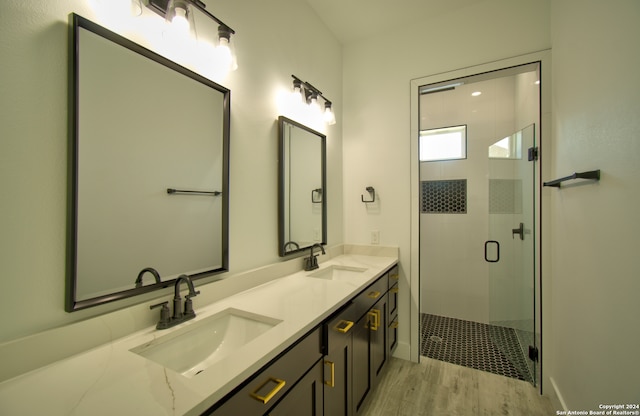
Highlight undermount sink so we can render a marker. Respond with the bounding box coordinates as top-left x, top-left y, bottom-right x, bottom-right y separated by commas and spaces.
308, 265, 367, 280
130, 308, 282, 378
